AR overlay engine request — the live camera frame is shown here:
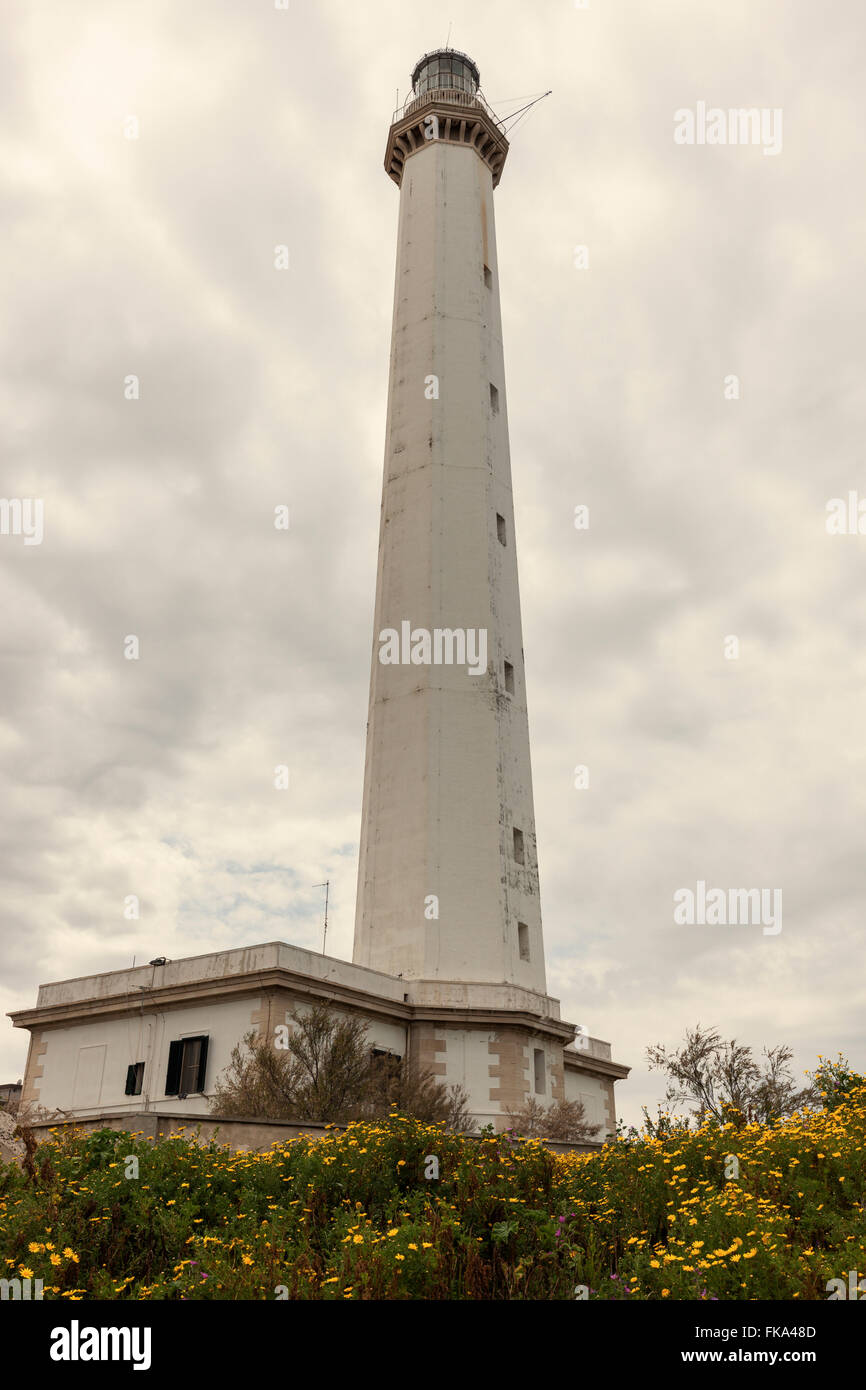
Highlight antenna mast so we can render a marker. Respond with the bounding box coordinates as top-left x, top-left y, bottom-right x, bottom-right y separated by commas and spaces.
313, 880, 330, 955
